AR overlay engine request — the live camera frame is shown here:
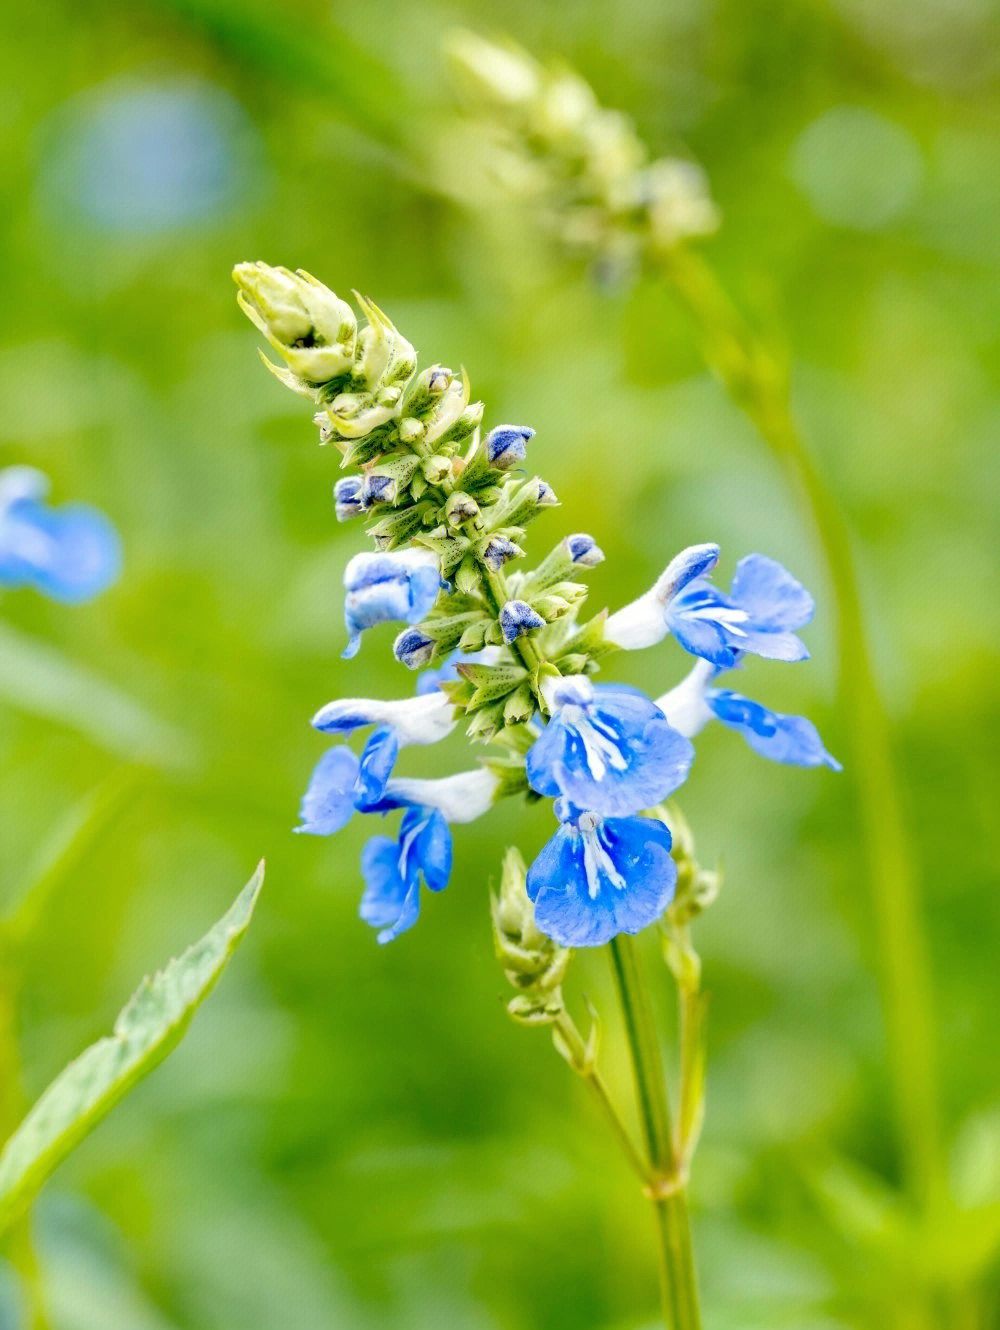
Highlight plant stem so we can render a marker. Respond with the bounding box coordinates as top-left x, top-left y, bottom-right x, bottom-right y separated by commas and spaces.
658, 246, 942, 1206
609, 935, 702, 1330
551, 1011, 652, 1185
